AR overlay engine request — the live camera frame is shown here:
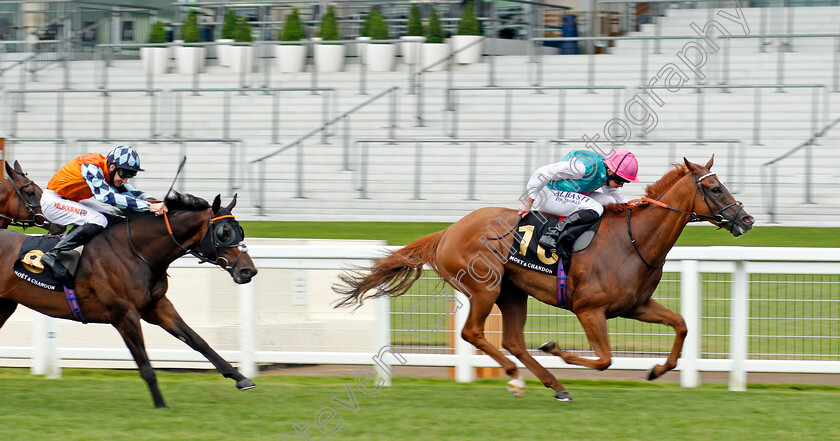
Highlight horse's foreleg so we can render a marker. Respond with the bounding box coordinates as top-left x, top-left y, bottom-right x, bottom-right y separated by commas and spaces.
142, 297, 255, 390
0, 299, 19, 328
113, 309, 167, 408
542, 308, 613, 371
496, 293, 570, 401
625, 299, 687, 380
